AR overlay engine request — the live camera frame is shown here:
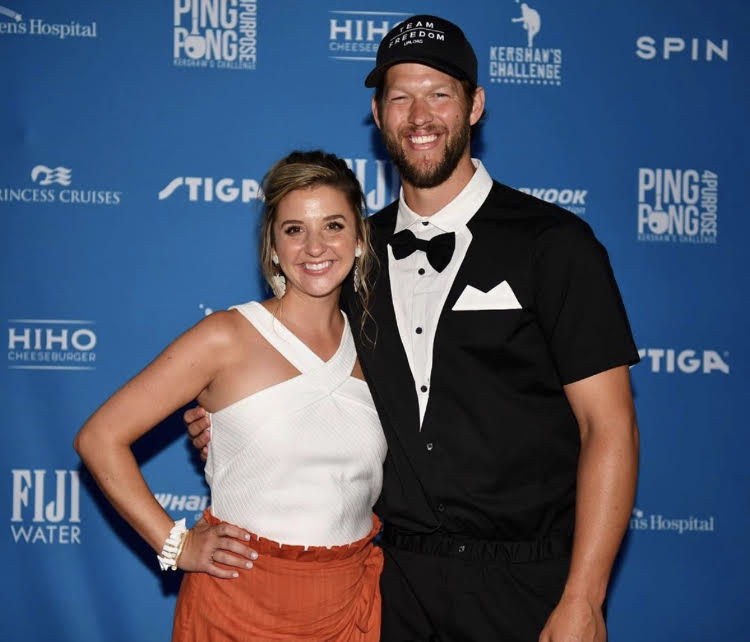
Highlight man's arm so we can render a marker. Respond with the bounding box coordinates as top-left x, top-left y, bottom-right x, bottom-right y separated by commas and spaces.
539, 365, 639, 642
